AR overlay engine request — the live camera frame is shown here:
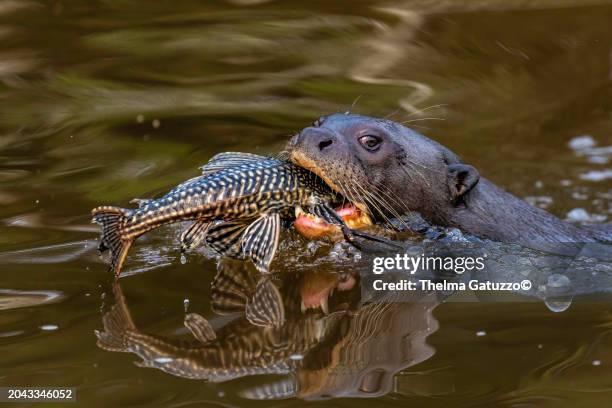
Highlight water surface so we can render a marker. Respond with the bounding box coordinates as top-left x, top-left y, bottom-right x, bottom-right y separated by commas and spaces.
1, 1, 611, 407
